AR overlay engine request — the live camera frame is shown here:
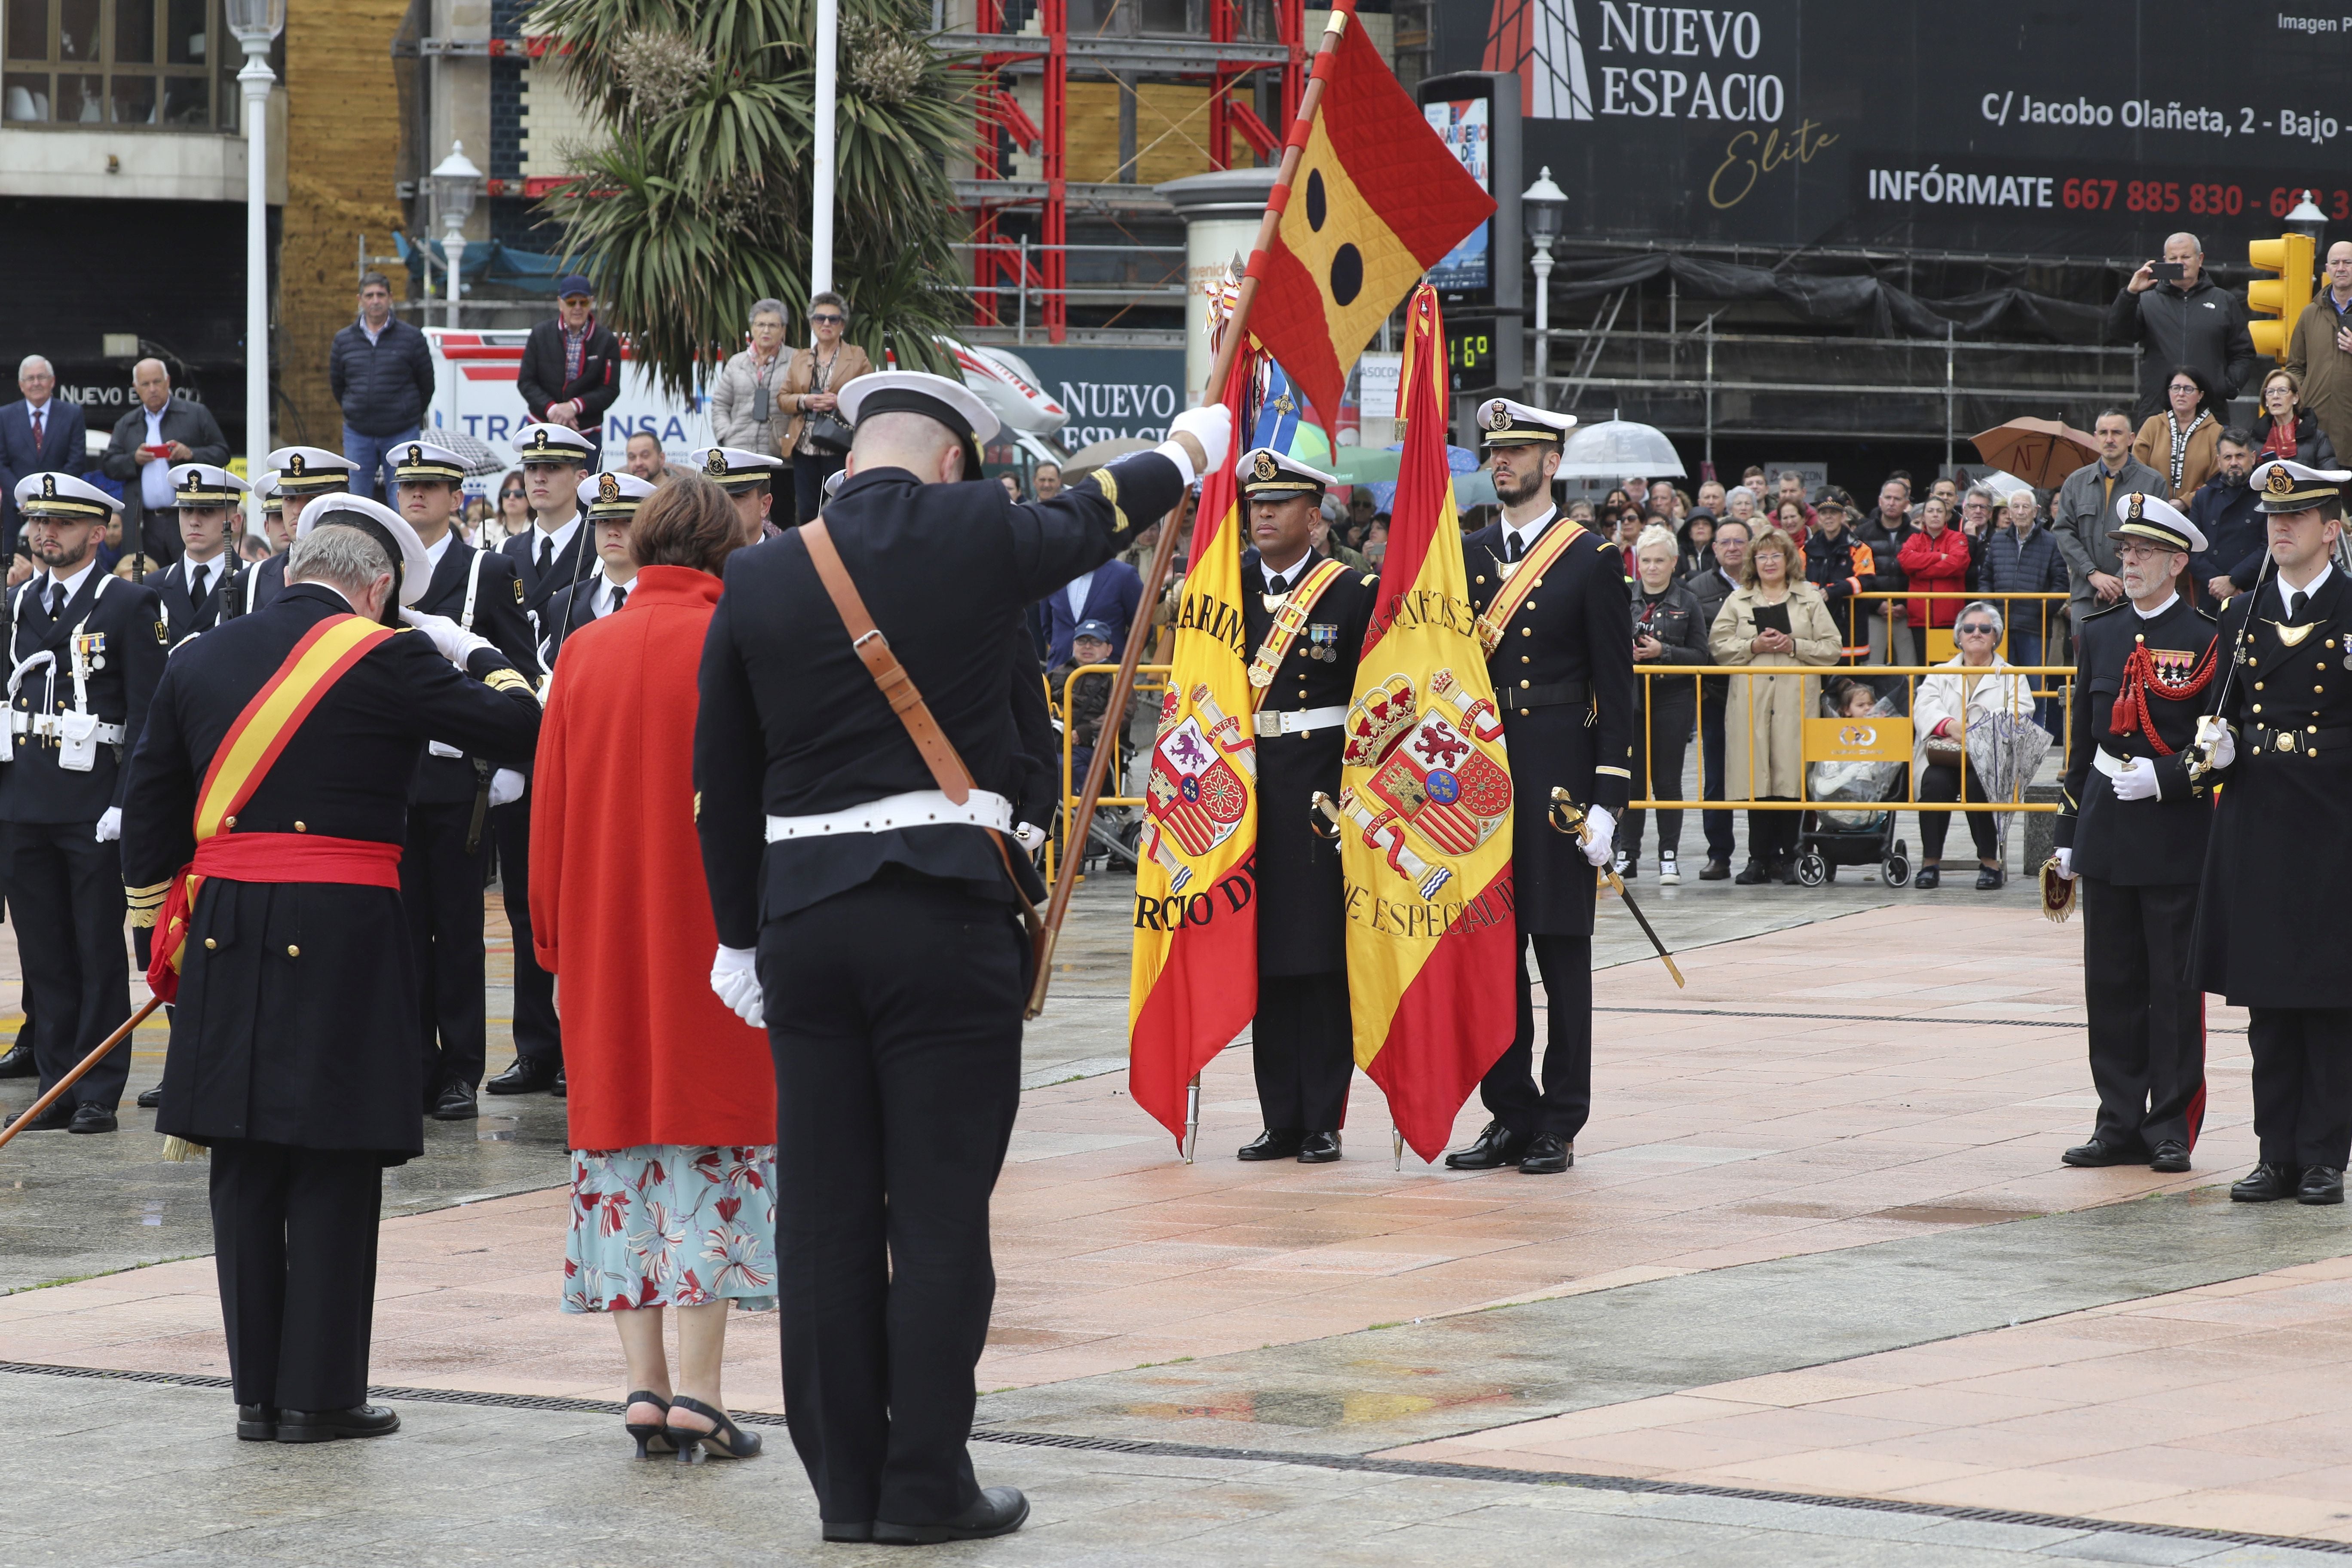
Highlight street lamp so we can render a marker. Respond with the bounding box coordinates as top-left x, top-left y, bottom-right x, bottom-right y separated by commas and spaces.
226, 0, 283, 525
1522, 166, 1568, 407
2288, 188, 2329, 256
431, 142, 484, 330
